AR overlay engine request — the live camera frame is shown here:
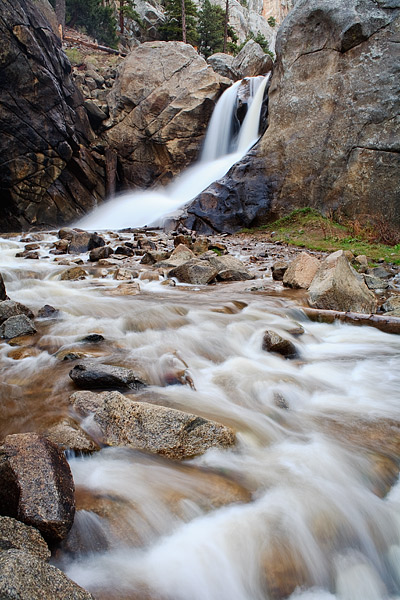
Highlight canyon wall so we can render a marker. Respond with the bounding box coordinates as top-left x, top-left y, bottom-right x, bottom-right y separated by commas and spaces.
182, 0, 400, 233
